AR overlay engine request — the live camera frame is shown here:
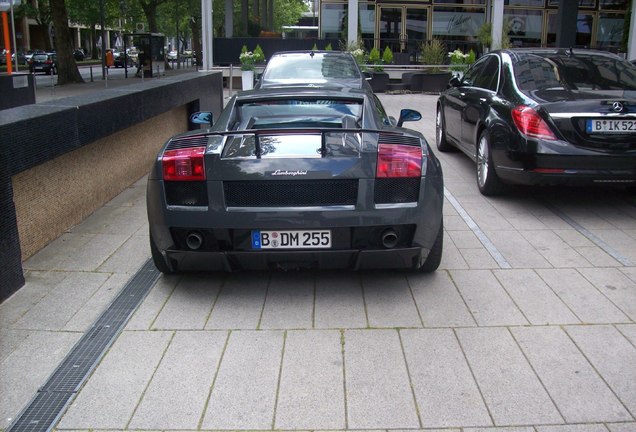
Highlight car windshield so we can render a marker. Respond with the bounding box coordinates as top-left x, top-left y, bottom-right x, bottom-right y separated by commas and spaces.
261, 53, 361, 81
514, 53, 636, 91
33, 54, 48, 61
